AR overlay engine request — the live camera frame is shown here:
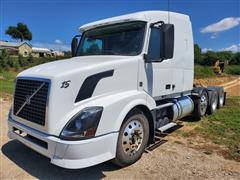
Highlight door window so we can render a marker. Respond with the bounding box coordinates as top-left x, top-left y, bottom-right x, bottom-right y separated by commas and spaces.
148, 28, 161, 60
